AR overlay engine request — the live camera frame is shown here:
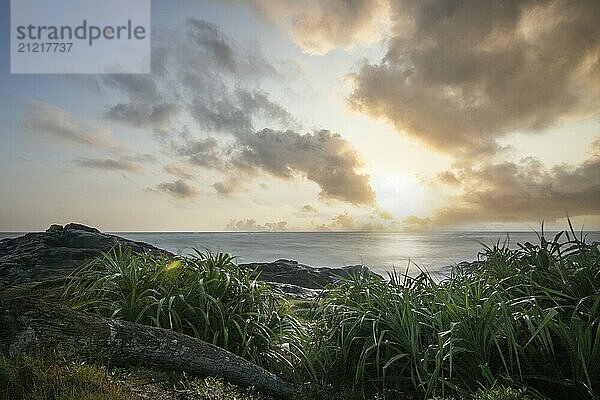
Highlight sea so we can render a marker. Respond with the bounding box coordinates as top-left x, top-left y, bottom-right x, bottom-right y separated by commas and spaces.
2, 230, 599, 279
